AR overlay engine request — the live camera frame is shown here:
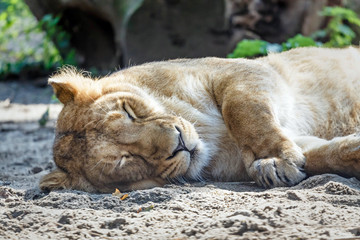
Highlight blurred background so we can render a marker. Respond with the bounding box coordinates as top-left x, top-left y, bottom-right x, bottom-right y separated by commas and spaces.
1, 0, 360, 81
